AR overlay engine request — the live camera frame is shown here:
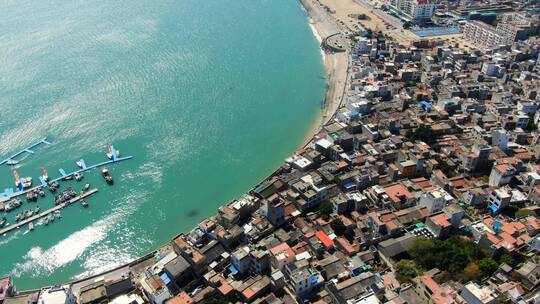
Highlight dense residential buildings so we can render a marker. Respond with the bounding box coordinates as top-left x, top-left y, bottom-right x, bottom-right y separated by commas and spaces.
3, 0, 540, 303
